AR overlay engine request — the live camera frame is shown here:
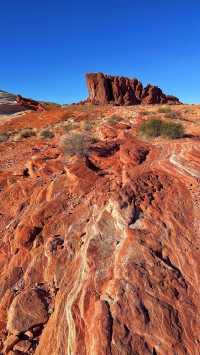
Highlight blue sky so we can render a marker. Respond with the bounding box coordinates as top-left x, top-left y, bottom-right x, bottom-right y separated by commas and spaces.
1, 1, 200, 104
